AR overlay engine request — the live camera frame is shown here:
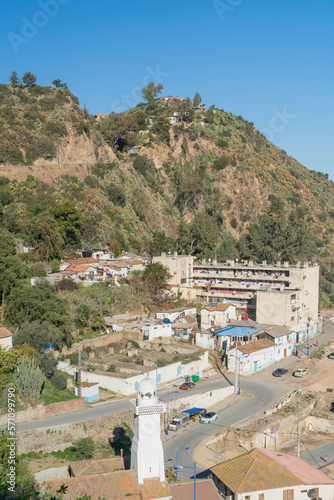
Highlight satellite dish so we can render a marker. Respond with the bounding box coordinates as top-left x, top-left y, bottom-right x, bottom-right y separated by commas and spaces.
307, 490, 316, 498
